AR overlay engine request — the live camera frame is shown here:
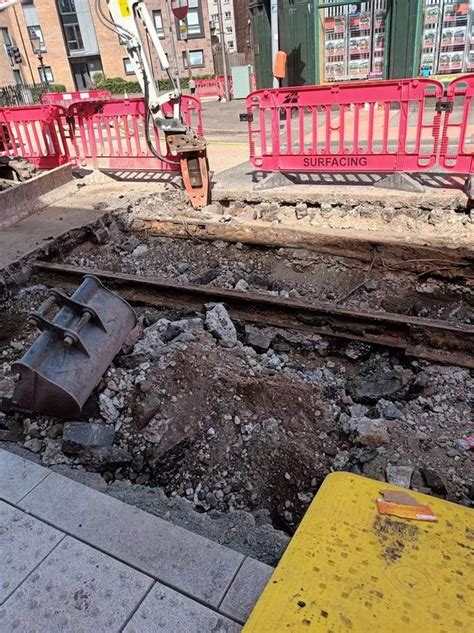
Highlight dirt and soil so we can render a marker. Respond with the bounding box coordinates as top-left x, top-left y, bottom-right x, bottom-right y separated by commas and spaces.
0, 192, 472, 565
